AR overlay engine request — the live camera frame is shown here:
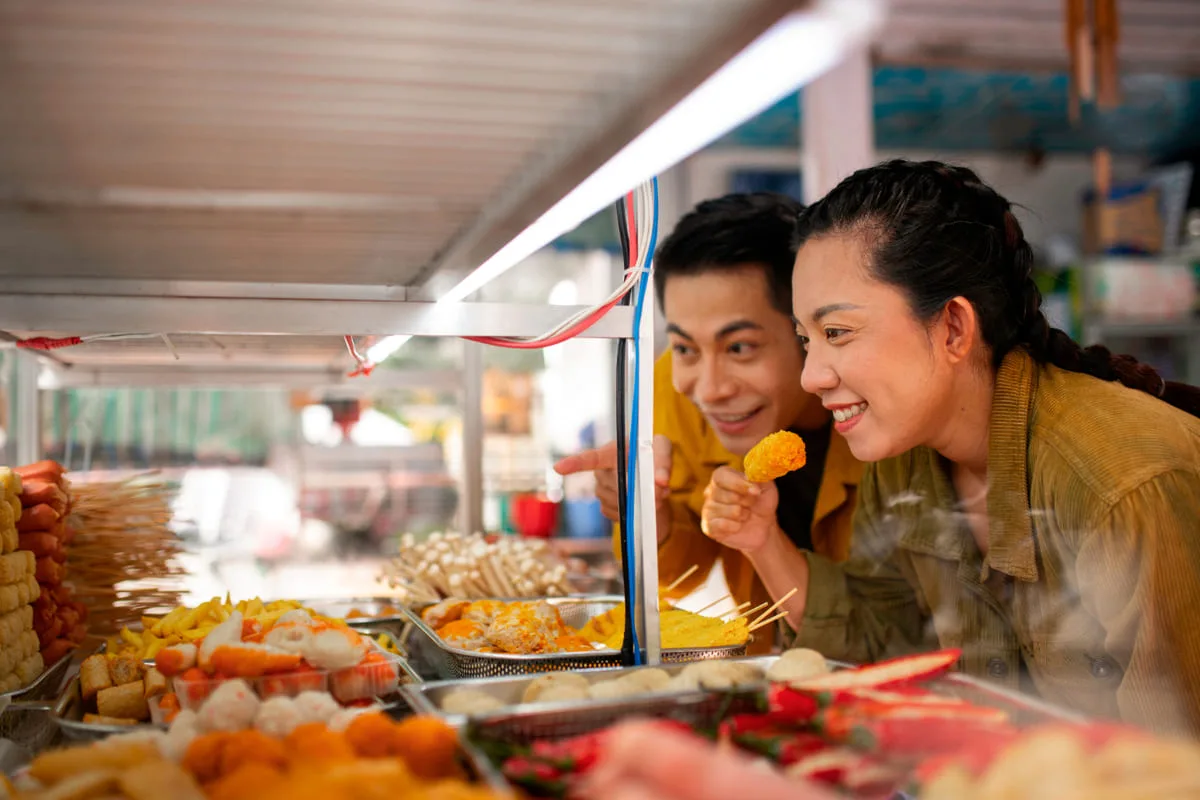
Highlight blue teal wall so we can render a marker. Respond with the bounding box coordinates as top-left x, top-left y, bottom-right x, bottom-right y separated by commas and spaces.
719, 66, 1200, 157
